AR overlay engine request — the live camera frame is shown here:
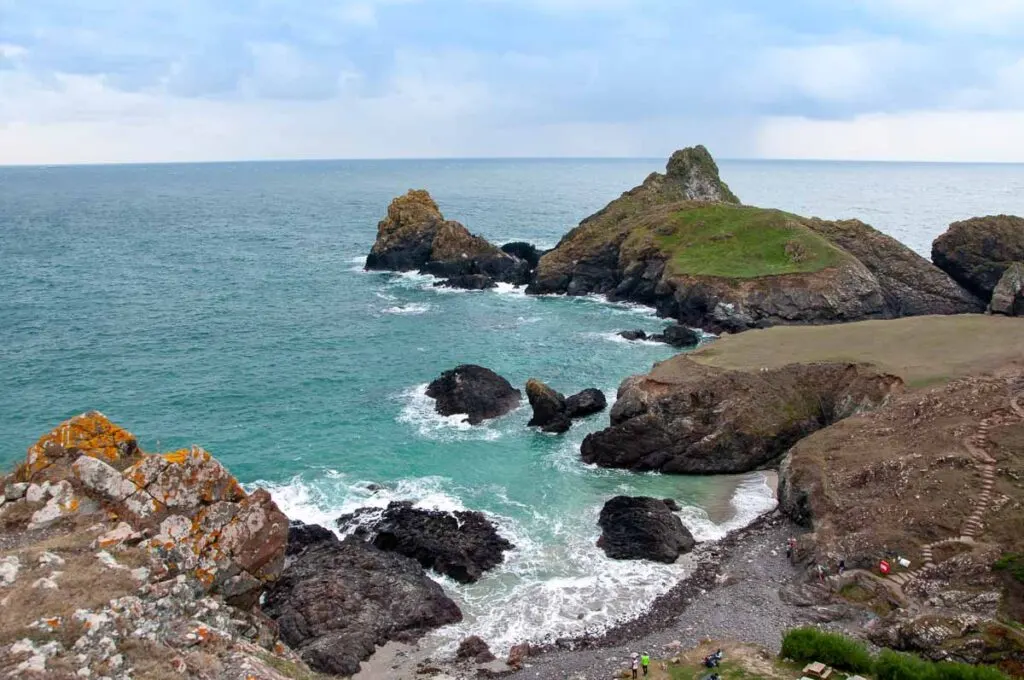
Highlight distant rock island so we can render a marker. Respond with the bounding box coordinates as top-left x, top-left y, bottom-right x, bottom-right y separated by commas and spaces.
527, 145, 984, 332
